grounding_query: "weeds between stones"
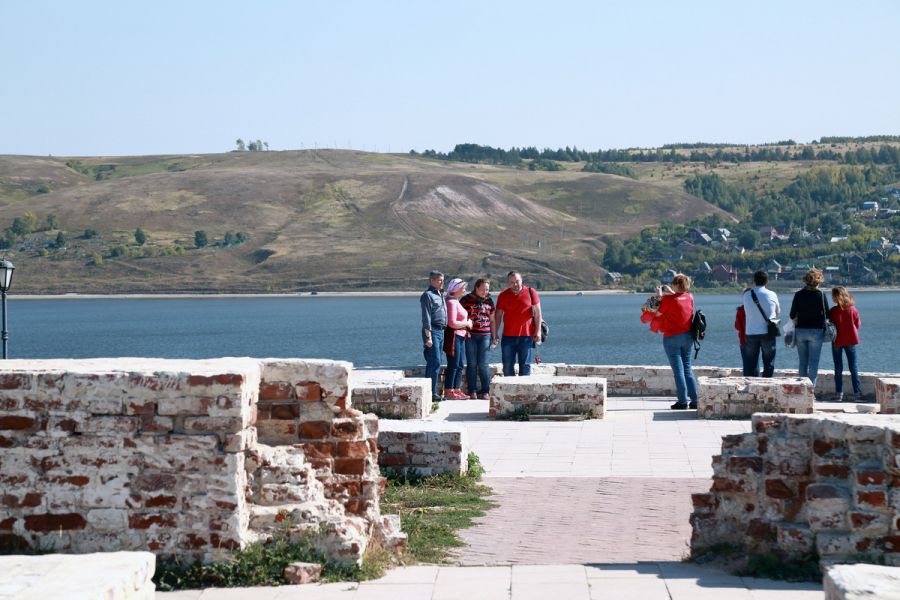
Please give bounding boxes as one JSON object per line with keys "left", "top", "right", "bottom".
{"left": 691, "top": 543, "right": 822, "bottom": 582}
{"left": 381, "top": 453, "right": 495, "bottom": 564}
{"left": 154, "top": 453, "right": 492, "bottom": 589}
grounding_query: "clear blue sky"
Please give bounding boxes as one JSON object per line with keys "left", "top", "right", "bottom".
{"left": 2, "top": 0, "right": 899, "bottom": 156}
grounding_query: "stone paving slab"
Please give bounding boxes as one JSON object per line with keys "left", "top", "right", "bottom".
{"left": 447, "top": 397, "right": 751, "bottom": 478}
{"left": 159, "top": 564, "right": 823, "bottom": 599}
{"left": 456, "top": 477, "right": 709, "bottom": 564}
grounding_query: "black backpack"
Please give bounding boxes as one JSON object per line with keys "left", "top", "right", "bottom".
{"left": 529, "top": 287, "right": 549, "bottom": 343}
{"left": 690, "top": 309, "right": 707, "bottom": 359}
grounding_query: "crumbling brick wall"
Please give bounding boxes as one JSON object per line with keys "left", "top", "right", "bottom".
{"left": 691, "top": 413, "right": 900, "bottom": 567}
{"left": 0, "top": 357, "right": 390, "bottom": 564}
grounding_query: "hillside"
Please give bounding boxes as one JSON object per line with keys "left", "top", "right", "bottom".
{"left": 0, "top": 150, "right": 723, "bottom": 293}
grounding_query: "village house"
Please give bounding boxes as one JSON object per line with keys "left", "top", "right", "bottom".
{"left": 710, "top": 264, "right": 738, "bottom": 284}
{"left": 605, "top": 272, "right": 623, "bottom": 286}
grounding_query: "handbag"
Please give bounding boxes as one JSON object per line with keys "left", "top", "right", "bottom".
{"left": 750, "top": 290, "right": 780, "bottom": 339}
{"left": 821, "top": 292, "right": 837, "bottom": 343}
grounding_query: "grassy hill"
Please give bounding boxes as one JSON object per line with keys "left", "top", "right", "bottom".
{"left": 0, "top": 150, "right": 726, "bottom": 293}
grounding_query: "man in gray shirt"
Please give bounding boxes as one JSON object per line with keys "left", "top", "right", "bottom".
{"left": 420, "top": 270, "right": 447, "bottom": 401}
{"left": 742, "top": 270, "right": 781, "bottom": 377}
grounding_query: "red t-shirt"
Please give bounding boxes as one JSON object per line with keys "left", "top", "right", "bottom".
{"left": 497, "top": 287, "right": 539, "bottom": 337}
{"left": 657, "top": 292, "right": 693, "bottom": 337}
{"left": 829, "top": 305, "right": 860, "bottom": 346}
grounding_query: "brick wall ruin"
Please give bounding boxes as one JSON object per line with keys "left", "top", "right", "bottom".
{"left": 690, "top": 413, "right": 900, "bottom": 566}
{"left": 0, "top": 358, "right": 398, "bottom": 564}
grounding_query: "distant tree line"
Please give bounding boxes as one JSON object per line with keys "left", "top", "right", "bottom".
{"left": 413, "top": 140, "right": 900, "bottom": 169}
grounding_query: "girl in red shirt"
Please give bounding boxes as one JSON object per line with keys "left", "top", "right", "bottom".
{"left": 829, "top": 286, "right": 863, "bottom": 402}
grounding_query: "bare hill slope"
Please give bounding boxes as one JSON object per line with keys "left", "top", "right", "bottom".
{"left": 0, "top": 150, "right": 721, "bottom": 292}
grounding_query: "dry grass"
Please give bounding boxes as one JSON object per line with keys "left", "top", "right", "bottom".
{"left": 0, "top": 149, "right": 724, "bottom": 292}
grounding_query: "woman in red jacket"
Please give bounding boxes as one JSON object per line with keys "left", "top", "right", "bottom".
{"left": 652, "top": 274, "right": 698, "bottom": 410}
{"left": 829, "top": 286, "right": 863, "bottom": 402}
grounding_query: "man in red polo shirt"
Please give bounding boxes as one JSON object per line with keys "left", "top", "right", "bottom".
{"left": 495, "top": 271, "right": 542, "bottom": 376}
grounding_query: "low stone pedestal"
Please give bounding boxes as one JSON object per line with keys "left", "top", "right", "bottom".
{"left": 377, "top": 420, "right": 468, "bottom": 477}
{"left": 489, "top": 375, "right": 606, "bottom": 419}
{"left": 875, "top": 377, "right": 900, "bottom": 414}
{"left": 825, "top": 564, "right": 900, "bottom": 600}
{"left": 350, "top": 370, "right": 429, "bottom": 419}
{"left": 0, "top": 551, "right": 155, "bottom": 599}
{"left": 696, "top": 376, "right": 814, "bottom": 419}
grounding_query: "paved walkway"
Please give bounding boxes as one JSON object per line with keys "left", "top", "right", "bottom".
{"left": 160, "top": 564, "right": 823, "bottom": 599}
{"left": 160, "top": 397, "right": 825, "bottom": 599}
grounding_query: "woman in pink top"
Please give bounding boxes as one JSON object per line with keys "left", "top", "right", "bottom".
{"left": 443, "top": 278, "right": 473, "bottom": 400}
{"left": 829, "top": 286, "right": 864, "bottom": 402}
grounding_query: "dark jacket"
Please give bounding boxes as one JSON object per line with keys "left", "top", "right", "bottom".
{"left": 790, "top": 287, "right": 829, "bottom": 329}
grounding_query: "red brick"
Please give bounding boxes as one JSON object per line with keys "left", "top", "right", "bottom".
{"left": 765, "top": 479, "right": 794, "bottom": 499}
{"left": 712, "top": 476, "right": 743, "bottom": 493}
{"left": 0, "top": 517, "right": 16, "bottom": 530}
{"left": 126, "top": 400, "right": 157, "bottom": 415}
{"left": 857, "top": 539, "right": 872, "bottom": 552}
{"left": 302, "top": 442, "right": 335, "bottom": 458}
{"left": 129, "top": 513, "right": 177, "bottom": 529}
{"left": 145, "top": 495, "right": 178, "bottom": 508}
{"left": 691, "top": 493, "right": 717, "bottom": 510}
{"left": 24, "top": 513, "right": 86, "bottom": 532}
{"left": 755, "top": 418, "right": 781, "bottom": 433}
{"left": 815, "top": 464, "right": 850, "bottom": 479}
{"left": 857, "top": 491, "right": 886, "bottom": 507}
{"left": 878, "top": 535, "right": 900, "bottom": 552}
{"left": 299, "top": 421, "right": 330, "bottom": 439}
{"left": 271, "top": 404, "right": 299, "bottom": 420}
{"left": 295, "top": 382, "right": 322, "bottom": 401}
{"left": 2, "top": 493, "right": 41, "bottom": 508}
{"left": 813, "top": 439, "right": 840, "bottom": 456}
{"left": 259, "top": 382, "right": 294, "bottom": 401}
{"left": 0, "top": 416, "right": 36, "bottom": 430}
{"left": 851, "top": 512, "right": 880, "bottom": 528}
{"left": 379, "top": 454, "right": 407, "bottom": 466}
{"left": 331, "top": 420, "right": 361, "bottom": 440}
{"left": 856, "top": 470, "right": 890, "bottom": 486}
{"left": 209, "top": 533, "right": 240, "bottom": 550}
{"left": 0, "top": 374, "right": 30, "bottom": 390}
{"left": 0, "top": 435, "right": 15, "bottom": 448}
{"left": 188, "top": 374, "right": 244, "bottom": 386}
{"left": 337, "top": 441, "right": 370, "bottom": 459}
{"left": 334, "top": 458, "right": 366, "bottom": 475}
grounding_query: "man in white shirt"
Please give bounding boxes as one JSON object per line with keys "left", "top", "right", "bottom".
{"left": 742, "top": 270, "right": 781, "bottom": 377}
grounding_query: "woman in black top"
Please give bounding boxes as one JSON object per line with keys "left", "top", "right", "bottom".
{"left": 789, "top": 268, "right": 829, "bottom": 387}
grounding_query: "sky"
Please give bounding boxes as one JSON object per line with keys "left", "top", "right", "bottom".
{"left": 2, "top": 0, "right": 899, "bottom": 157}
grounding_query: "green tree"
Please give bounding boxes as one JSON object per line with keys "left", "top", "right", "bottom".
{"left": 55, "top": 231, "right": 66, "bottom": 247}
{"left": 194, "top": 230, "right": 208, "bottom": 248}
{"left": 223, "top": 231, "right": 237, "bottom": 246}
{"left": 10, "top": 212, "right": 39, "bottom": 236}
{"left": 134, "top": 228, "right": 147, "bottom": 246}
{"left": 83, "top": 228, "right": 98, "bottom": 239}
{"left": 235, "top": 138, "right": 246, "bottom": 151}
{"left": 89, "top": 252, "right": 103, "bottom": 266}
{"left": 47, "top": 214, "right": 60, "bottom": 230}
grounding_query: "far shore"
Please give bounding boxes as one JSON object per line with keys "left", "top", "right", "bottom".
{"left": 9, "top": 286, "right": 900, "bottom": 300}
{"left": 8, "top": 289, "right": 635, "bottom": 300}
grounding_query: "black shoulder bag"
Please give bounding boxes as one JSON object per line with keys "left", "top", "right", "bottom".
{"left": 750, "top": 290, "right": 780, "bottom": 339}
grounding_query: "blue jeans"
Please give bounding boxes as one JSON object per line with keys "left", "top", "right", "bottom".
{"left": 663, "top": 332, "right": 697, "bottom": 405}
{"left": 743, "top": 334, "right": 776, "bottom": 377}
{"left": 832, "top": 344, "right": 861, "bottom": 395}
{"left": 795, "top": 328, "right": 824, "bottom": 386}
{"left": 465, "top": 334, "right": 491, "bottom": 395}
{"left": 501, "top": 336, "right": 532, "bottom": 376}
{"left": 423, "top": 328, "right": 443, "bottom": 399}
{"left": 444, "top": 335, "right": 466, "bottom": 390}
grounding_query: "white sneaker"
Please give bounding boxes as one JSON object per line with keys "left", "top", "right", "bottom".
{"left": 833, "top": 393, "right": 843, "bottom": 402}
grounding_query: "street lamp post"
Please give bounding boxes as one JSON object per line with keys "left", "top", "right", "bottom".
{"left": 0, "top": 259, "right": 15, "bottom": 359}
